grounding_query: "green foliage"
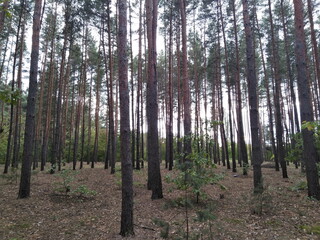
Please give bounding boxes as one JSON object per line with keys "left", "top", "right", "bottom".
{"left": 153, "top": 218, "right": 170, "bottom": 239}
{"left": 53, "top": 169, "right": 96, "bottom": 197}
{"left": 249, "top": 188, "right": 273, "bottom": 216}
{"left": 290, "top": 181, "right": 308, "bottom": 192}
{"left": 0, "top": 87, "right": 22, "bottom": 105}
{"left": 72, "top": 185, "right": 97, "bottom": 197}
{"left": 0, "top": 167, "right": 19, "bottom": 184}
{"left": 166, "top": 150, "right": 223, "bottom": 203}
{"left": 299, "top": 225, "right": 320, "bottom": 235}
{"left": 286, "top": 132, "right": 303, "bottom": 164}
{"left": 54, "top": 169, "right": 77, "bottom": 194}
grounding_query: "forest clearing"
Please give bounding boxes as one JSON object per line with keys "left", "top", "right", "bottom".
{"left": 1, "top": 162, "right": 319, "bottom": 240}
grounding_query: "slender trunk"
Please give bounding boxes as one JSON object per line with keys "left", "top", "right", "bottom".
{"left": 219, "top": 1, "right": 235, "bottom": 172}
{"left": 52, "top": 15, "right": 68, "bottom": 172}
{"left": 268, "top": 0, "right": 288, "bottom": 178}
{"left": 135, "top": 0, "right": 143, "bottom": 170}
{"left": 12, "top": 23, "right": 25, "bottom": 169}
{"left": 242, "top": 0, "right": 263, "bottom": 193}
{"left": 168, "top": 1, "right": 173, "bottom": 170}
{"left": 179, "top": 0, "right": 192, "bottom": 163}
{"left": 4, "top": 0, "right": 25, "bottom": 174}
{"left": 176, "top": 22, "right": 182, "bottom": 157}
{"left": 129, "top": 0, "right": 135, "bottom": 169}
{"left": 93, "top": 49, "right": 102, "bottom": 169}
{"left": 231, "top": 0, "right": 248, "bottom": 172}
{"left": 118, "top": 0, "right": 134, "bottom": 235}
{"left": 255, "top": 14, "right": 278, "bottom": 171}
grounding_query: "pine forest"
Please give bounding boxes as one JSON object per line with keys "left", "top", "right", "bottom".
{"left": 1, "top": 0, "right": 320, "bottom": 239}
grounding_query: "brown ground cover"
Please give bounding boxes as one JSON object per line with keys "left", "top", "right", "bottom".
{"left": 0, "top": 162, "right": 319, "bottom": 240}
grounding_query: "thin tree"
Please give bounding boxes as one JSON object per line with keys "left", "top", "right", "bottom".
{"left": 179, "top": 0, "right": 192, "bottom": 162}
{"left": 231, "top": 0, "right": 248, "bottom": 172}
{"left": 118, "top": 0, "right": 134, "bottom": 236}
{"left": 267, "top": 0, "right": 288, "bottom": 178}
{"left": 293, "top": 0, "right": 320, "bottom": 200}
{"left": 241, "top": 0, "right": 263, "bottom": 193}
{"left": 18, "top": 0, "right": 43, "bottom": 198}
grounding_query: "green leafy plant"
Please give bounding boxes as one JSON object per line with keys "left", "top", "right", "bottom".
{"left": 290, "top": 181, "right": 308, "bottom": 192}
{"left": 53, "top": 169, "right": 96, "bottom": 197}
{"left": 153, "top": 218, "right": 170, "bottom": 239}
{"left": 167, "top": 152, "right": 223, "bottom": 203}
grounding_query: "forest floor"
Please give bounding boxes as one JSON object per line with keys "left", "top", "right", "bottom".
{"left": 0, "top": 162, "right": 320, "bottom": 240}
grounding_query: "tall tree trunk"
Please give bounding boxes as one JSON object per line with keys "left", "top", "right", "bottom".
{"left": 242, "top": 0, "right": 263, "bottom": 193}
{"left": 307, "top": 0, "right": 320, "bottom": 107}
{"left": 51, "top": 12, "right": 69, "bottom": 173}
{"left": 231, "top": 0, "right": 248, "bottom": 172}
{"left": 135, "top": 0, "right": 143, "bottom": 170}
{"left": 255, "top": 13, "right": 278, "bottom": 171}
{"left": 129, "top": 0, "right": 135, "bottom": 169}
{"left": 33, "top": 40, "right": 48, "bottom": 169}
{"left": 176, "top": 22, "right": 182, "bottom": 157}
{"left": 18, "top": 0, "right": 42, "bottom": 198}
{"left": 179, "top": 0, "right": 192, "bottom": 163}
{"left": 118, "top": 0, "right": 134, "bottom": 235}
{"left": 146, "top": 0, "right": 163, "bottom": 199}
{"left": 293, "top": 0, "right": 320, "bottom": 200}
{"left": 219, "top": 0, "right": 235, "bottom": 172}
{"left": 268, "top": 0, "right": 288, "bottom": 178}
{"left": 93, "top": 50, "right": 102, "bottom": 169}
{"left": 106, "top": 0, "right": 116, "bottom": 173}
{"left": 168, "top": 0, "right": 173, "bottom": 171}
{"left": 4, "top": 0, "right": 25, "bottom": 174}
{"left": 12, "top": 22, "right": 25, "bottom": 169}
{"left": 87, "top": 74, "right": 92, "bottom": 165}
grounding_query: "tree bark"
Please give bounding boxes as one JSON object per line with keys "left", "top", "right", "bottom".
{"left": 241, "top": 0, "right": 263, "bottom": 193}
{"left": 146, "top": 0, "right": 163, "bottom": 199}
{"left": 118, "top": 0, "right": 134, "bottom": 236}
{"left": 268, "top": 0, "right": 288, "bottom": 178}
{"left": 293, "top": 0, "right": 320, "bottom": 200}
{"left": 18, "top": 0, "right": 42, "bottom": 198}
{"left": 179, "top": 0, "right": 192, "bottom": 163}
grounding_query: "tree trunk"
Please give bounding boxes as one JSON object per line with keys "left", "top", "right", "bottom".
{"left": 136, "top": 0, "right": 143, "bottom": 170}
{"left": 219, "top": 0, "right": 236, "bottom": 172}
{"left": 146, "top": 0, "right": 163, "bottom": 199}
{"left": 268, "top": 0, "right": 288, "bottom": 178}
{"left": 242, "top": 0, "right": 263, "bottom": 193}
{"left": 4, "top": 0, "right": 25, "bottom": 174}
{"left": 179, "top": 0, "right": 192, "bottom": 163}
{"left": 231, "top": 0, "right": 248, "bottom": 172}
{"left": 118, "top": 0, "right": 134, "bottom": 235}
{"left": 293, "top": 0, "right": 320, "bottom": 200}
{"left": 18, "top": 0, "right": 42, "bottom": 198}
{"left": 93, "top": 50, "right": 102, "bottom": 169}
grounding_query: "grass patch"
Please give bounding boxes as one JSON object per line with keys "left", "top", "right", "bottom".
{"left": 300, "top": 225, "right": 320, "bottom": 235}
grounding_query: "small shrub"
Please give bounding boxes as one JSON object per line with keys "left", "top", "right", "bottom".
{"left": 290, "top": 181, "right": 308, "bottom": 192}
{"left": 153, "top": 218, "right": 170, "bottom": 239}
{"left": 53, "top": 169, "right": 96, "bottom": 197}
{"left": 249, "top": 188, "right": 273, "bottom": 216}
